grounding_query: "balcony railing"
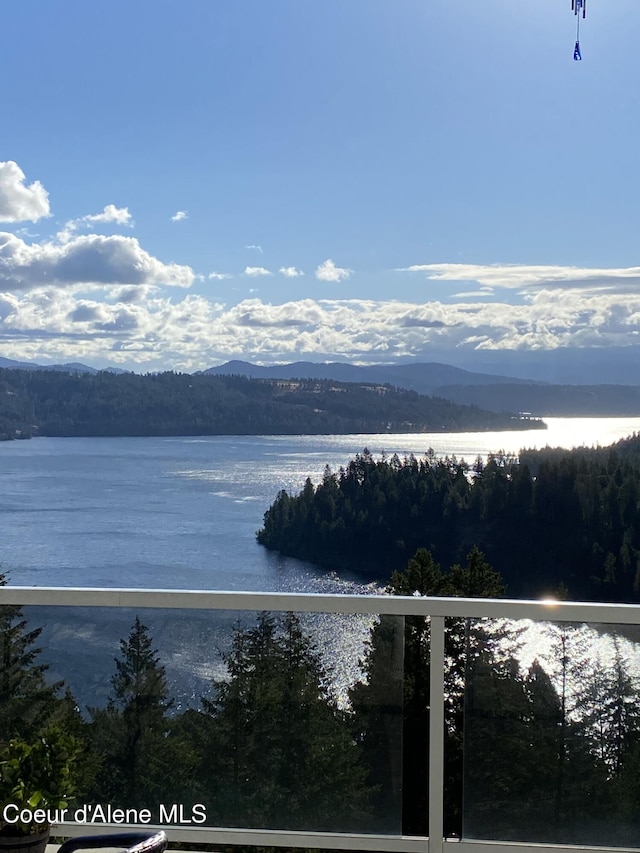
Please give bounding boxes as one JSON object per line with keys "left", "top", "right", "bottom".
{"left": 2, "top": 586, "right": 640, "bottom": 853}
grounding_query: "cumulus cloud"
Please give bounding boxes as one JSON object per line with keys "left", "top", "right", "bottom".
{"left": 0, "top": 288, "right": 220, "bottom": 348}
{"left": 58, "top": 205, "right": 135, "bottom": 243}
{"left": 0, "top": 161, "right": 50, "bottom": 223}
{"left": 280, "top": 266, "right": 304, "bottom": 277}
{"left": 83, "top": 205, "right": 133, "bottom": 227}
{"left": 404, "top": 262, "right": 640, "bottom": 293}
{"left": 171, "top": 210, "right": 188, "bottom": 222}
{"left": 69, "top": 303, "right": 106, "bottom": 323}
{"left": 244, "top": 266, "right": 272, "bottom": 277}
{"left": 108, "top": 285, "right": 155, "bottom": 304}
{"left": 245, "top": 244, "right": 263, "bottom": 253}
{"left": 0, "top": 231, "right": 194, "bottom": 291}
{"left": 3, "top": 250, "right": 640, "bottom": 369}
{"left": 208, "top": 271, "right": 233, "bottom": 280}
{"left": 206, "top": 291, "right": 640, "bottom": 360}
{"left": 233, "top": 298, "right": 325, "bottom": 328}
{"left": 315, "top": 259, "right": 351, "bottom": 282}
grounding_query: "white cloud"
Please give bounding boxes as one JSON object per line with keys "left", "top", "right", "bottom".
{"left": 171, "top": 210, "right": 188, "bottom": 222}
{"left": 0, "top": 289, "right": 223, "bottom": 368}
{"left": 315, "top": 258, "right": 352, "bottom": 282}
{"left": 0, "top": 230, "right": 194, "bottom": 291}
{"left": 453, "top": 290, "right": 494, "bottom": 298}
{"left": 83, "top": 204, "right": 133, "bottom": 227}
{"left": 280, "top": 266, "right": 304, "bottom": 277}
{"left": 244, "top": 266, "right": 272, "bottom": 277}
{"left": 4, "top": 258, "right": 640, "bottom": 370}
{"left": 208, "top": 271, "right": 233, "bottom": 280}
{"left": 108, "top": 285, "right": 155, "bottom": 304}
{"left": 404, "top": 262, "right": 640, "bottom": 292}
{"left": 231, "top": 298, "right": 326, "bottom": 329}
{"left": 58, "top": 205, "right": 135, "bottom": 243}
{"left": 0, "top": 161, "right": 50, "bottom": 223}
{"left": 245, "top": 244, "right": 263, "bottom": 253}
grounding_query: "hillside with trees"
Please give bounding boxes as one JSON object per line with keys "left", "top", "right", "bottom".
{"left": 205, "top": 359, "right": 640, "bottom": 416}
{"left": 258, "top": 434, "right": 640, "bottom": 601}
{"left": 0, "top": 367, "right": 543, "bottom": 439}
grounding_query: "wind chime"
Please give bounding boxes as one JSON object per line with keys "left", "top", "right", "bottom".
{"left": 572, "top": 0, "right": 586, "bottom": 60}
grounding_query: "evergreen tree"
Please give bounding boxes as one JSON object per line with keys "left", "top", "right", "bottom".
{"left": 198, "top": 612, "right": 371, "bottom": 832}
{"left": 569, "top": 638, "right": 640, "bottom": 840}
{"left": 388, "top": 549, "right": 444, "bottom": 835}
{"left": 349, "top": 614, "right": 404, "bottom": 831}
{"left": 0, "top": 574, "right": 95, "bottom": 804}
{"left": 575, "top": 640, "right": 640, "bottom": 776}
{"left": 463, "top": 648, "right": 533, "bottom": 838}
{"left": 464, "top": 653, "right": 574, "bottom": 841}
{"left": 88, "top": 617, "right": 173, "bottom": 808}
{"left": 352, "top": 547, "right": 506, "bottom": 836}
{"left": 610, "top": 666, "right": 640, "bottom": 837}
{"left": 0, "top": 573, "right": 65, "bottom": 741}
{"left": 524, "top": 624, "right": 614, "bottom": 840}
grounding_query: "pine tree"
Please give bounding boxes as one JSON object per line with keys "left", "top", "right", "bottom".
{"left": 463, "top": 648, "right": 534, "bottom": 839}
{"left": 200, "top": 612, "right": 371, "bottom": 832}
{"left": 352, "top": 547, "right": 507, "bottom": 836}
{"left": 527, "top": 623, "right": 613, "bottom": 840}
{"left": 0, "top": 573, "right": 64, "bottom": 741}
{"left": 88, "top": 617, "right": 172, "bottom": 808}
{"left": 577, "top": 638, "right": 640, "bottom": 777}
{"left": 349, "top": 614, "right": 404, "bottom": 831}
{"left": 389, "top": 549, "right": 445, "bottom": 835}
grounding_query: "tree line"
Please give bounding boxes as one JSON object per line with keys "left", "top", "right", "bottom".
{"left": 0, "top": 368, "right": 543, "bottom": 439}
{"left": 258, "top": 435, "right": 640, "bottom": 601}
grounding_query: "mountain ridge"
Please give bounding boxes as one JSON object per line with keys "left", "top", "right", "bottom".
{"left": 202, "top": 360, "right": 640, "bottom": 417}
{"left": 201, "top": 359, "right": 540, "bottom": 394}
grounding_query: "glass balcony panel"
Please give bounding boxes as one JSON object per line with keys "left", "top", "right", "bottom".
{"left": 462, "top": 618, "right": 640, "bottom": 847}
{"left": 1, "top": 602, "right": 403, "bottom": 836}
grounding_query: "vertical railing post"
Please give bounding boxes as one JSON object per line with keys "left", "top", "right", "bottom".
{"left": 429, "top": 615, "right": 445, "bottom": 853}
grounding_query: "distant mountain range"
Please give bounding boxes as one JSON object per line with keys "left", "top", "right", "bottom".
{"left": 3, "top": 355, "right": 640, "bottom": 416}
{"left": 201, "top": 359, "right": 540, "bottom": 394}
{"left": 438, "top": 346, "right": 640, "bottom": 387}
{"left": 203, "top": 360, "right": 640, "bottom": 417}
{"left": 0, "top": 356, "right": 127, "bottom": 374}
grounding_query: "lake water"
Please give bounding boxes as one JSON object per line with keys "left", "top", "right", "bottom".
{"left": 2, "top": 417, "right": 640, "bottom": 708}
{"left": 2, "top": 416, "right": 640, "bottom": 591}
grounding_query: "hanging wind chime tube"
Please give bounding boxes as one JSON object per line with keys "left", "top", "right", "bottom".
{"left": 572, "top": 0, "right": 586, "bottom": 60}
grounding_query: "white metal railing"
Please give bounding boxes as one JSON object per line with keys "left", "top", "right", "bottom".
{"left": 3, "top": 586, "right": 640, "bottom": 853}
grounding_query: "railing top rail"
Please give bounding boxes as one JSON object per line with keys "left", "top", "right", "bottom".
{"left": 2, "top": 585, "right": 640, "bottom": 625}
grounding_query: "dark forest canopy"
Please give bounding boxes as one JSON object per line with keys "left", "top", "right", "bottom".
{"left": 257, "top": 434, "right": 640, "bottom": 602}
{"left": 0, "top": 368, "right": 544, "bottom": 440}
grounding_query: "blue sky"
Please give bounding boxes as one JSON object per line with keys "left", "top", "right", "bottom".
{"left": 1, "top": 0, "right": 640, "bottom": 371}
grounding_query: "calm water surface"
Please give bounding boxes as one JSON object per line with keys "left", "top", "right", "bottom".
{"left": 1, "top": 417, "right": 639, "bottom": 591}
{"left": 2, "top": 419, "right": 640, "bottom": 707}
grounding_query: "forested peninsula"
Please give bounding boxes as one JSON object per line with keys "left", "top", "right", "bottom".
{"left": 257, "top": 433, "right": 640, "bottom": 601}
{"left": 0, "top": 368, "right": 543, "bottom": 439}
